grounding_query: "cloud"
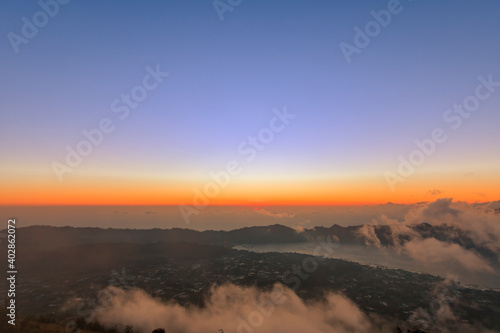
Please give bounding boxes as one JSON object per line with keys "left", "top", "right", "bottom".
{"left": 93, "top": 284, "right": 375, "bottom": 333}
{"left": 254, "top": 209, "right": 295, "bottom": 219}
{"left": 357, "top": 198, "right": 500, "bottom": 274}
{"left": 357, "top": 224, "right": 382, "bottom": 248}
{"left": 415, "top": 198, "right": 460, "bottom": 220}
{"left": 427, "top": 189, "right": 442, "bottom": 195}
{"left": 403, "top": 238, "right": 495, "bottom": 273}
{"left": 294, "top": 225, "right": 305, "bottom": 233}
{"left": 293, "top": 219, "right": 312, "bottom": 233}
{"left": 408, "top": 199, "right": 500, "bottom": 255}
{"left": 409, "top": 277, "right": 460, "bottom": 330}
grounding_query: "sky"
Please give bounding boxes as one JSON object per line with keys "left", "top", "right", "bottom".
{"left": 1, "top": 0, "right": 499, "bottom": 206}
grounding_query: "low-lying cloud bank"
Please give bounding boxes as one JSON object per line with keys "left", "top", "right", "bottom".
{"left": 93, "top": 284, "right": 376, "bottom": 333}
{"left": 91, "top": 282, "right": 497, "bottom": 333}
{"left": 254, "top": 208, "right": 296, "bottom": 219}
{"left": 357, "top": 198, "right": 500, "bottom": 273}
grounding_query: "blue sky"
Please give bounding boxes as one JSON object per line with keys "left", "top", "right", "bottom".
{"left": 1, "top": 0, "right": 499, "bottom": 205}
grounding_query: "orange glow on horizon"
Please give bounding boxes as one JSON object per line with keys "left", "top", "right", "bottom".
{"left": 2, "top": 168, "right": 498, "bottom": 206}
{"left": 1, "top": 183, "right": 498, "bottom": 206}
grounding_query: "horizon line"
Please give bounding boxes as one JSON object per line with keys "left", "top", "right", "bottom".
{"left": 1, "top": 198, "right": 497, "bottom": 207}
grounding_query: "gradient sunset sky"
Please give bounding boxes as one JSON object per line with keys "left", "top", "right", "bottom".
{"left": 1, "top": 0, "right": 499, "bottom": 206}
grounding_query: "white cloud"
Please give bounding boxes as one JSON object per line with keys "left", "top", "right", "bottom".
{"left": 94, "top": 284, "right": 374, "bottom": 333}
{"left": 254, "top": 209, "right": 295, "bottom": 219}
{"left": 357, "top": 199, "right": 500, "bottom": 274}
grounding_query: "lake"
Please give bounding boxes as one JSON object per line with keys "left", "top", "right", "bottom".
{"left": 234, "top": 242, "right": 500, "bottom": 290}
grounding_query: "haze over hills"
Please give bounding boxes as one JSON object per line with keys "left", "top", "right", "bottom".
{"left": 5, "top": 199, "right": 498, "bottom": 290}
{"left": 8, "top": 221, "right": 497, "bottom": 265}
{"left": 2, "top": 225, "right": 500, "bottom": 332}
{"left": 2, "top": 199, "right": 499, "bottom": 332}
{"left": 0, "top": 222, "right": 455, "bottom": 246}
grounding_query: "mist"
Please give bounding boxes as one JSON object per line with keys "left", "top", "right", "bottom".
{"left": 357, "top": 198, "right": 500, "bottom": 275}
{"left": 93, "top": 283, "right": 378, "bottom": 333}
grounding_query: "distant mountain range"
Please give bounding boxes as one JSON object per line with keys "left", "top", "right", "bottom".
{"left": 4, "top": 223, "right": 496, "bottom": 265}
